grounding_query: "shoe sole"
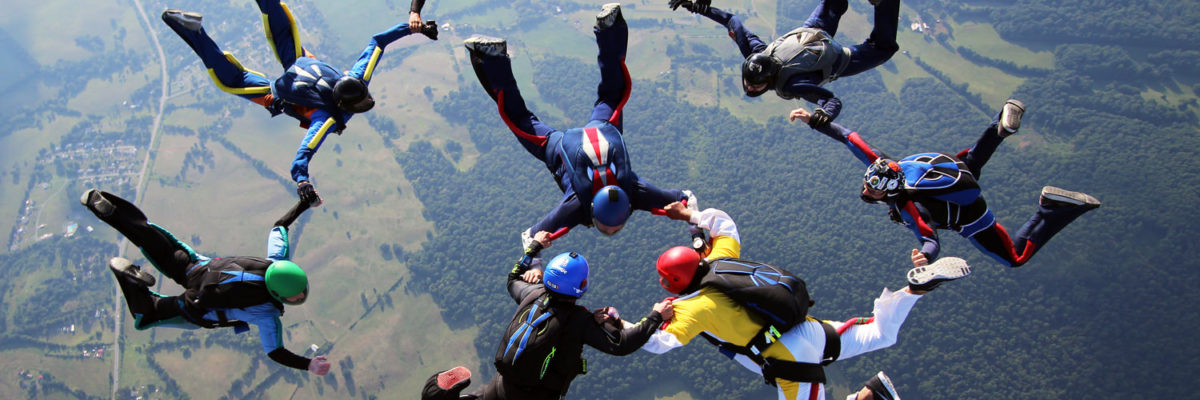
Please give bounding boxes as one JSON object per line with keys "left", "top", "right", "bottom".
{"left": 1000, "top": 99, "right": 1025, "bottom": 133}
{"left": 874, "top": 371, "right": 901, "bottom": 400}
{"left": 463, "top": 35, "right": 506, "bottom": 57}
{"left": 597, "top": 3, "right": 622, "bottom": 28}
{"left": 437, "top": 366, "right": 471, "bottom": 390}
{"left": 162, "top": 10, "right": 203, "bottom": 31}
{"left": 109, "top": 257, "right": 156, "bottom": 287}
{"left": 1041, "top": 186, "right": 1101, "bottom": 208}
{"left": 81, "top": 189, "right": 116, "bottom": 217}
{"left": 907, "top": 257, "right": 970, "bottom": 286}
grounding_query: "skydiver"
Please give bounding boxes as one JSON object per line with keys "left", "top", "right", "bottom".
{"left": 80, "top": 189, "right": 331, "bottom": 375}
{"left": 462, "top": 3, "right": 697, "bottom": 251}
{"left": 419, "top": 229, "right": 674, "bottom": 400}
{"left": 644, "top": 201, "right": 970, "bottom": 400}
{"left": 160, "top": 0, "right": 439, "bottom": 207}
{"left": 669, "top": 0, "right": 901, "bottom": 128}
{"left": 791, "top": 100, "right": 1101, "bottom": 267}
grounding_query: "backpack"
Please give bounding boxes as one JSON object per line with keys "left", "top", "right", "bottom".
{"left": 494, "top": 293, "right": 586, "bottom": 390}
{"left": 697, "top": 258, "right": 834, "bottom": 385}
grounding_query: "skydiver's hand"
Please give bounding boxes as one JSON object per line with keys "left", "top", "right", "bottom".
{"left": 663, "top": 201, "right": 694, "bottom": 222}
{"left": 409, "top": 12, "right": 423, "bottom": 33}
{"left": 910, "top": 249, "right": 929, "bottom": 268}
{"left": 668, "top": 0, "right": 690, "bottom": 11}
{"left": 808, "top": 108, "right": 833, "bottom": 128}
{"left": 521, "top": 268, "right": 543, "bottom": 284}
{"left": 532, "top": 230, "right": 553, "bottom": 249}
{"left": 692, "top": 0, "right": 711, "bottom": 13}
{"left": 653, "top": 299, "right": 675, "bottom": 321}
{"left": 297, "top": 181, "right": 323, "bottom": 207}
{"left": 308, "top": 356, "right": 331, "bottom": 376}
{"left": 593, "top": 306, "right": 620, "bottom": 325}
{"left": 788, "top": 107, "right": 811, "bottom": 123}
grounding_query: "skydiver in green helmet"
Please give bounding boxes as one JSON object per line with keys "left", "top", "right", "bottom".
{"left": 80, "top": 189, "right": 330, "bottom": 375}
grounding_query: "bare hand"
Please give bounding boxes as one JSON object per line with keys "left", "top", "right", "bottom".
{"left": 653, "top": 299, "right": 674, "bottom": 321}
{"left": 308, "top": 355, "right": 331, "bottom": 376}
{"left": 663, "top": 201, "right": 693, "bottom": 222}
{"left": 521, "top": 268, "right": 543, "bottom": 284}
{"left": 788, "top": 108, "right": 811, "bottom": 123}
{"left": 532, "top": 230, "right": 553, "bottom": 249}
{"left": 910, "top": 249, "right": 928, "bottom": 268}
{"left": 593, "top": 306, "right": 619, "bottom": 325}
{"left": 409, "top": 12, "right": 422, "bottom": 33}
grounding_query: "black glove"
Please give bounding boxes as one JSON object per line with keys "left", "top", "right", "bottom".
{"left": 668, "top": 0, "right": 694, "bottom": 12}
{"left": 692, "top": 0, "right": 711, "bottom": 13}
{"left": 296, "top": 181, "right": 323, "bottom": 207}
{"left": 808, "top": 108, "right": 833, "bottom": 128}
{"left": 421, "top": 20, "right": 438, "bottom": 40}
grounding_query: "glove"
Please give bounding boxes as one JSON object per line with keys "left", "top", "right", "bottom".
{"left": 420, "top": 21, "right": 438, "bottom": 40}
{"left": 668, "top": 0, "right": 688, "bottom": 11}
{"left": 296, "top": 181, "right": 323, "bottom": 207}
{"left": 692, "top": 0, "right": 711, "bottom": 13}
{"left": 808, "top": 108, "right": 832, "bottom": 128}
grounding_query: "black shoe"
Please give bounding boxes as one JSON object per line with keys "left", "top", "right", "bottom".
{"left": 421, "top": 21, "right": 439, "bottom": 40}
{"left": 596, "top": 3, "right": 623, "bottom": 30}
{"left": 863, "top": 371, "right": 900, "bottom": 400}
{"left": 999, "top": 99, "right": 1025, "bottom": 137}
{"left": 109, "top": 257, "right": 156, "bottom": 287}
{"left": 907, "top": 257, "right": 970, "bottom": 292}
{"left": 1039, "top": 186, "right": 1101, "bottom": 210}
{"left": 162, "top": 9, "right": 204, "bottom": 33}
{"left": 80, "top": 189, "right": 115, "bottom": 217}
{"left": 463, "top": 35, "right": 507, "bottom": 58}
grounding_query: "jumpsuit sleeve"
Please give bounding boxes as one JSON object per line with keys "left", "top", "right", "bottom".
{"left": 347, "top": 22, "right": 416, "bottom": 85}
{"left": 779, "top": 81, "right": 842, "bottom": 121}
{"left": 506, "top": 256, "right": 542, "bottom": 304}
{"left": 291, "top": 109, "right": 338, "bottom": 183}
{"left": 266, "top": 226, "right": 291, "bottom": 261}
{"left": 896, "top": 201, "right": 941, "bottom": 260}
{"left": 691, "top": 208, "right": 742, "bottom": 260}
{"left": 528, "top": 193, "right": 588, "bottom": 237}
{"left": 701, "top": 7, "right": 767, "bottom": 57}
{"left": 235, "top": 305, "right": 312, "bottom": 370}
{"left": 581, "top": 309, "right": 666, "bottom": 356}
{"left": 410, "top": 0, "right": 426, "bottom": 13}
{"left": 814, "top": 122, "right": 889, "bottom": 166}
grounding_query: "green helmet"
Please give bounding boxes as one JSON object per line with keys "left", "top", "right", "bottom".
{"left": 265, "top": 261, "right": 309, "bottom": 305}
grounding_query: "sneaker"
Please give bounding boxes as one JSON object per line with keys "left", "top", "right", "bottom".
{"left": 436, "top": 366, "right": 471, "bottom": 390}
{"left": 420, "top": 21, "right": 439, "bottom": 40}
{"left": 1039, "top": 186, "right": 1101, "bottom": 210}
{"left": 863, "top": 371, "right": 900, "bottom": 400}
{"left": 868, "top": 0, "right": 884, "bottom": 6}
{"left": 682, "top": 190, "right": 699, "bottom": 212}
{"left": 162, "top": 9, "right": 204, "bottom": 33}
{"left": 109, "top": 257, "right": 156, "bottom": 287}
{"left": 907, "top": 256, "right": 970, "bottom": 292}
{"left": 463, "top": 35, "right": 507, "bottom": 58}
{"left": 999, "top": 99, "right": 1025, "bottom": 137}
{"left": 80, "top": 189, "right": 115, "bottom": 217}
{"left": 596, "top": 3, "right": 623, "bottom": 30}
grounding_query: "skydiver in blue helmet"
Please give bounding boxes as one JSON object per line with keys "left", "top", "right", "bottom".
{"left": 461, "top": 3, "right": 698, "bottom": 251}
{"left": 160, "top": 0, "right": 438, "bottom": 207}
{"left": 79, "top": 189, "right": 330, "bottom": 375}
{"left": 669, "top": 0, "right": 901, "bottom": 128}
{"left": 790, "top": 99, "right": 1101, "bottom": 268}
{"left": 420, "top": 230, "right": 674, "bottom": 400}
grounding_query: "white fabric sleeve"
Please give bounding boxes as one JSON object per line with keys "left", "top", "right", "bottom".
{"left": 837, "top": 288, "right": 922, "bottom": 361}
{"left": 640, "top": 329, "right": 685, "bottom": 354}
{"left": 689, "top": 208, "right": 740, "bottom": 243}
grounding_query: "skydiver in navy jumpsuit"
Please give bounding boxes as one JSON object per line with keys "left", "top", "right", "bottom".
{"left": 161, "top": 0, "right": 437, "bottom": 206}
{"left": 462, "top": 4, "right": 693, "bottom": 249}
{"left": 792, "top": 100, "right": 1101, "bottom": 268}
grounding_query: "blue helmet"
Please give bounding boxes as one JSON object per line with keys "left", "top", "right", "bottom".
{"left": 543, "top": 252, "right": 589, "bottom": 298}
{"left": 591, "top": 185, "right": 630, "bottom": 236}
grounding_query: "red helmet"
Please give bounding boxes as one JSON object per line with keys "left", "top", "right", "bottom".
{"left": 657, "top": 246, "right": 702, "bottom": 294}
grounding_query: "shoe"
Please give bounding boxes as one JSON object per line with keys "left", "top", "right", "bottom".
{"left": 162, "top": 9, "right": 204, "bottom": 33}
{"left": 463, "top": 35, "right": 507, "bottom": 58}
{"left": 907, "top": 256, "right": 970, "bottom": 292}
{"left": 436, "top": 366, "right": 471, "bottom": 391}
{"left": 1039, "top": 186, "right": 1101, "bottom": 210}
{"left": 863, "top": 371, "right": 900, "bottom": 400}
{"left": 596, "top": 3, "right": 623, "bottom": 30}
{"left": 868, "top": 0, "right": 884, "bottom": 6}
{"left": 81, "top": 189, "right": 115, "bottom": 217}
{"left": 682, "top": 190, "right": 699, "bottom": 212}
{"left": 999, "top": 99, "right": 1025, "bottom": 137}
{"left": 109, "top": 257, "right": 156, "bottom": 287}
{"left": 421, "top": 21, "right": 438, "bottom": 40}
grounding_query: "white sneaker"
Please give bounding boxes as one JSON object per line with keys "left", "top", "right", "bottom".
{"left": 463, "top": 35, "right": 507, "bottom": 58}
{"left": 907, "top": 257, "right": 970, "bottom": 292}
{"left": 864, "top": 371, "right": 900, "bottom": 400}
{"left": 596, "top": 3, "right": 623, "bottom": 30}
{"left": 1039, "top": 186, "right": 1101, "bottom": 210}
{"left": 999, "top": 99, "right": 1025, "bottom": 137}
{"left": 682, "top": 190, "right": 699, "bottom": 212}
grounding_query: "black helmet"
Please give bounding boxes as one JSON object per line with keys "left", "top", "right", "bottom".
{"left": 862, "top": 158, "right": 904, "bottom": 202}
{"left": 333, "top": 76, "right": 375, "bottom": 113}
{"left": 741, "top": 53, "right": 777, "bottom": 97}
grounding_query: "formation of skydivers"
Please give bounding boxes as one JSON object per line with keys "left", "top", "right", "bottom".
{"left": 82, "top": 0, "right": 1102, "bottom": 399}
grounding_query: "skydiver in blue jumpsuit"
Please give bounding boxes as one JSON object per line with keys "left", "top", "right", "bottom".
{"left": 462, "top": 3, "right": 695, "bottom": 250}
{"left": 80, "top": 189, "right": 330, "bottom": 375}
{"left": 791, "top": 100, "right": 1101, "bottom": 268}
{"left": 670, "top": 0, "right": 901, "bottom": 128}
{"left": 161, "top": 0, "right": 438, "bottom": 206}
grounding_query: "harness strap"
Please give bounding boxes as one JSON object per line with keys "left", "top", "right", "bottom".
{"left": 701, "top": 321, "right": 841, "bottom": 386}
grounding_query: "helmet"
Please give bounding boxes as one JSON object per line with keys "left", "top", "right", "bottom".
{"left": 333, "top": 76, "right": 375, "bottom": 113}
{"left": 656, "top": 246, "right": 702, "bottom": 294}
{"left": 591, "top": 185, "right": 630, "bottom": 236}
{"left": 265, "top": 260, "right": 309, "bottom": 305}
{"left": 863, "top": 158, "right": 903, "bottom": 197}
{"left": 543, "top": 252, "right": 589, "bottom": 298}
{"left": 741, "top": 53, "right": 777, "bottom": 97}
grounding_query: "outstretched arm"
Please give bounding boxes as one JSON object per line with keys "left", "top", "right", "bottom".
{"left": 685, "top": 6, "right": 766, "bottom": 57}
{"left": 274, "top": 199, "right": 311, "bottom": 229}
{"left": 895, "top": 201, "right": 940, "bottom": 261}
{"left": 790, "top": 111, "right": 889, "bottom": 165}
{"left": 348, "top": 22, "right": 419, "bottom": 85}
{"left": 409, "top": 0, "right": 427, "bottom": 32}
{"left": 267, "top": 199, "right": 310, "bottom": 260}
{"left": 527, "top": 193, "right": 588, "bottom": 242}
{"left": 781, "top": 83, "right": 842, "bottom": 125}
{"left": 291, "top": 110, "right": 339, "bottom": 184}
{"left": 236, "top": 305, "right": 328, "bottom": 374}
{"left": 583, "top": 300, "right": 670, "bottom": 356}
